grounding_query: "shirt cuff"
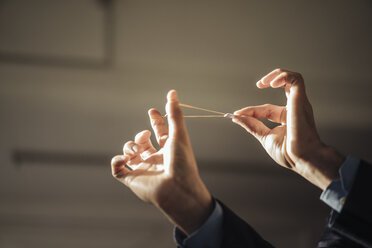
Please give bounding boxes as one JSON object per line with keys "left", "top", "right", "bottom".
{"left": 174, "top": 199, "right": 224, "bottom": 248}
{"left": 320, "top": 155, "right": 360, "bottom": 213}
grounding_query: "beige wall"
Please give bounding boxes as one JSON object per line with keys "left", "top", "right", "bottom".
{"left": 0, "top": 1, "right": 371, "bottom": 247}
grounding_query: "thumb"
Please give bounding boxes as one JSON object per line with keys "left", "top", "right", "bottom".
{"left": 286, "top": 76, "right": 317, "bottom": 137}
{"left": 164, "top": 90, "right": 195, "bottom": 174}
{"left": 165, "top": 90, "right": 188, "bottom": 142}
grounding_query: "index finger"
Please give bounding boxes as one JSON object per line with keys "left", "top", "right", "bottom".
{"left": 148, "top": 108, "right": 169, "bottom": 148}
{"left": 234, "top": 104, "right": 286, "bottom": 124}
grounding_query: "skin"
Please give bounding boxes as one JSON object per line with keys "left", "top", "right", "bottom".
{"left": 232, "top": 69, "right": 345, "bottom": 190}
{"left": 111, "top": 69, "right": 345, "bottom": 236}
{"left": 111, "top": 90, "right": 213, "bottom": 235}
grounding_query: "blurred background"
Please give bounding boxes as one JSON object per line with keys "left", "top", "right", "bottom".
{"left": 0, "top": 0, "right": 371, "bottom": 247}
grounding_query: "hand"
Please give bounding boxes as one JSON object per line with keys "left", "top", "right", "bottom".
{"left": 232, "top": 69, "right": 345, "bottom": 190}
{"left": 111, "top": 90, "right": 212, "bottom": 235}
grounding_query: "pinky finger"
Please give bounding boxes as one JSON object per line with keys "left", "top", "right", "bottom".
{"left": 111, "top": 155, "right": 131, "bottom": 179}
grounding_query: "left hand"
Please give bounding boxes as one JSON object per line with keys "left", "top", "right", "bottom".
{"left": 111, "top": 90, "right": 213, "bottom": 235}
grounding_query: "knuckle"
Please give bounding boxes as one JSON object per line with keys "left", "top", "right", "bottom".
{"left": 266, "top": 109, "right": 274, "bottom": 119}
{"left": 292, "top": 72, "right": 303, "bottom": 80}
{"left": 151, "top": 118, "right": 163, "bottom": 126}
{"left": 281, "top": 71, "right": 289, "bottom": 78}
{"left": 296, "top": 73, "right": 304, "bottom": 81}
{"left": 283, "top": 71, "right": 304, "bottom": 85}
{"left": 173, "top": 106, "right": 183, "bottom": 117}
{"left": 293, "top": 74, "right": 304, "bottom": 86}
{"left": 123, "top": 141, "right": 134, "bottom": 151}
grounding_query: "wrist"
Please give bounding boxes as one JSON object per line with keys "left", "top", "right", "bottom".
{"left": 156, "top": 178, "right": 213, "bottom": 235}
{"left": 298, "top": 144, "right": 345, "bottom": 190}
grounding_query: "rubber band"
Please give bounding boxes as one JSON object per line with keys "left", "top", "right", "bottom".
{"left": 162, "top": 103, "right": 235, "bottom": 119}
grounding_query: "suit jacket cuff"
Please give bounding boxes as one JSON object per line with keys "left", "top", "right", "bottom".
{"left": 174, "top": 199, "right": 223, "bottom": 248}
{"left": 320, "top": 155, "right": 360, "bottom": 212}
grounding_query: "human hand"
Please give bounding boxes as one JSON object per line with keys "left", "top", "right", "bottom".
{"left": 111, "top": 90, "right": 212, "bottom": 235}
{"left": 232, "top": 69, "right": 345, "bottom": 190}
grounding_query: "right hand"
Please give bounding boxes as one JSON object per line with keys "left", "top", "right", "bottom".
{"left": 232, "top": 69, "right": 345, "bottom": 190}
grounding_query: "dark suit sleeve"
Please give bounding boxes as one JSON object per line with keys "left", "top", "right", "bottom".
{"left": 215, "top": 160, "right": 372, "bottom": 248}
{"left": 216, "top": 200, "right": 275, "bottom": 248}
{"left": 317, "top": 160, "right": 372, "bottom": 248}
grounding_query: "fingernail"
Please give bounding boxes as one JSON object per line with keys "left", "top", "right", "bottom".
{"left": 167, "top": 89, "right": 178, "bottom": 102}
{"left": 224, "top": 113, "right": 235, "bottom": 119}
